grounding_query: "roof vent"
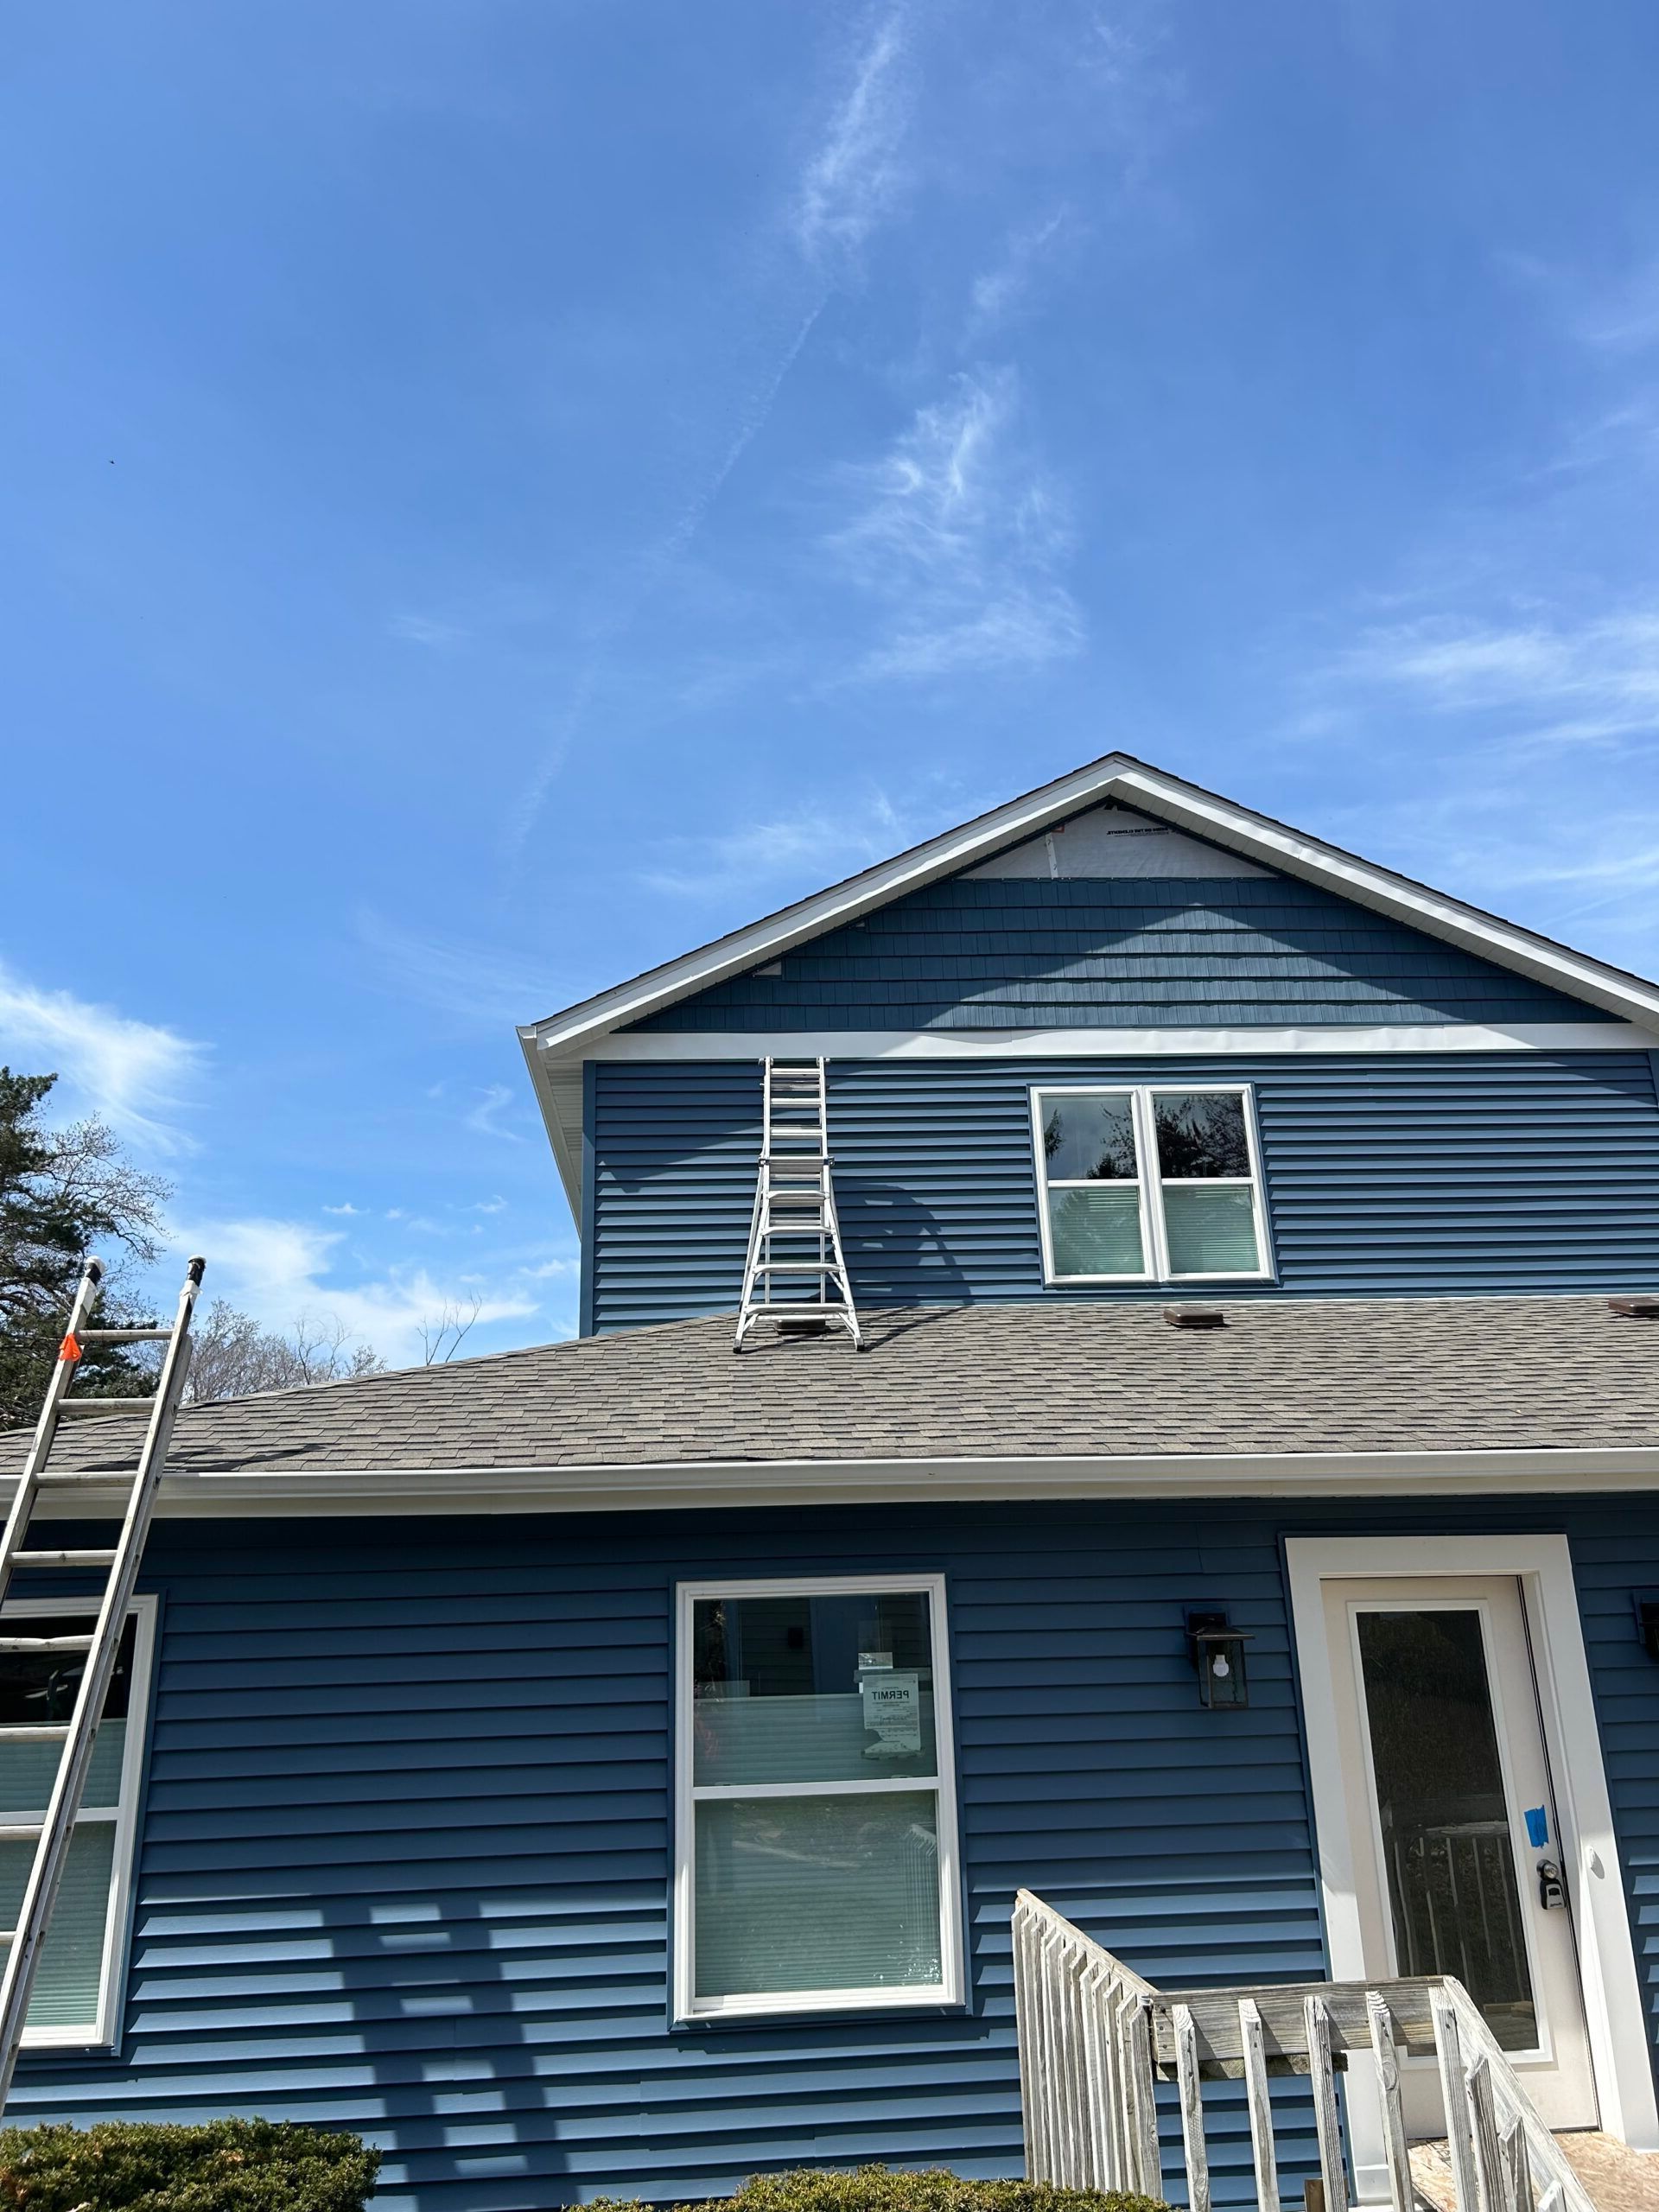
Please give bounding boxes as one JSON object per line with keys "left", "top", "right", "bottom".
{"left": 1165, "top": 1305, "right": 1226, "bottom": 1330}
{"left": 1607, "top": 1296, "right": 1659, "bottom": 1319}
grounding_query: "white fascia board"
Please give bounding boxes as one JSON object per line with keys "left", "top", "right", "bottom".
{"left": 519, "top": 755, "right": 1659, "bottom": 1056}
{"left": 22, "top": 1446, "right": 1659, "bottom": 1518}
{"left": 588, "top": 1022, "right": 1659, "bottom": 1060}
{"left": 518, "top": 1027, "right": 582, "bottom": 1220}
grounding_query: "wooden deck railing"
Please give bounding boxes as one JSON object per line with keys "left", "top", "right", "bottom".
{"left": 1010, "top": 1891, "right": 1596, "bottom": 2212}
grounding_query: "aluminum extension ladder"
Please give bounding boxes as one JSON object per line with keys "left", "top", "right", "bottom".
{"left": 0, "top": 1252, "right": 205, "bottom": 2110}
{"left": 734, "top": 1058, "right": 862, "bottom": 1351}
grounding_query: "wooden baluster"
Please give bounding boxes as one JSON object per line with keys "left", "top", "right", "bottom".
{"left": 1468, "top": 2058, "right": 1504, "bottom": 2212}
{"left": 1430, "top": 1988, "right": 1482, "bottom": 2212}
{"left": 1071, "top": 1946, "right": 1096, "bottom": 2185}
{"left": 1173, "top": 2003, "right": 1211, "bottom": 2212}
{"left": 1498, "top": 2116, "right": 1534, "bottom": 2212}
{"left": 1083, "top": 1960, "right": 1118, "bottom": 2190}
{"left": 1365, "top": 1992, "right": 1414, "bottom": 2212}
{"left": 1237, "top": 1997, "right": 1281, "bottom": 2212}
{"left": 1041, "top": 1928, "right": 1067, "bottom": 2185}
{"left": 1303, "top": 1995, "right": 1350, "bottom": 2212}
{"left": 1013, "top": 1908, "right": 1041, "bottom": 2183}
{"left": 1122, "top": 1993, "right": 1163, "bottom": 2203}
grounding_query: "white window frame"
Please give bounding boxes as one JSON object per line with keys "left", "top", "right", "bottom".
{"left": 0, "top": 1593, "right": 157, "bottom": 2050}
{"left": 1030, "top": 1084, "right": 1274, "bottom": 1285}
{"left": 673, "top": 1573, "right": 963, "bottom": 2024}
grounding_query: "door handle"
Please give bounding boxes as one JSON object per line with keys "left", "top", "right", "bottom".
{"left": 1537, "top": 1858, "right": 1567, "bottom": 1910}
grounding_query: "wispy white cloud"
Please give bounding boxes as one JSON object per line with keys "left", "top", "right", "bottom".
{"left": 1329, "top": 607, "right": 1659, "bottom": 751}
{"left": 827, "top": 366, "right": 1084, "bottom": 680}
{"left": 463, "top": 1084, "right": 524, "bottom": 1142}
{"left": 170, "top": 1215, "right": 540, "bottom": 1370}
{"left": 0, "top": 961, "right": 204, "bottom": 1154}
{"left": 321, "top": 1201, "right": 365, "bottom": 1217}
{"left": 639, "top": 791, "right": 911, "bottom": 899}
{"left": 356, "top": 907, "right": 557, "bottom": 1026}
{"left": 963, "top": 209, "right": 1071, "bottom": 343}
{"left": 389, "top": 612, "right": 469, "bottom": 649}
{"left": 793, "top": 9, "right": 912, "bottom": 270}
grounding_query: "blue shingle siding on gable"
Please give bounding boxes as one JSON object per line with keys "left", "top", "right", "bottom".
{"left": 586, "top": 1052, "right": 1659, "bottom": 1333}
{"left": 626, "top": 876, "right": 1611, "bottom": 1033}
{"left": 5, "top": 1497, "right": 1657, "bottom": 2212}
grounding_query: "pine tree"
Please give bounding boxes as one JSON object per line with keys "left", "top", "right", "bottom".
{"left": 0, "top": 1069, "right": 170, "bottom": 1431}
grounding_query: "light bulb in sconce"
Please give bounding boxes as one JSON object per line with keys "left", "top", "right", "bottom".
{"left": 1211, "top": 1654, "right": 1230, "bottom": 1680}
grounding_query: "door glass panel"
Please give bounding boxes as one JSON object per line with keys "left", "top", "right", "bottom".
{"left": 1356, "top": 1608, "right": 1537, "bottom": 2050}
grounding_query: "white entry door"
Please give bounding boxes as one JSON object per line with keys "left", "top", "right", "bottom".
{"left": 1321, "top": 1574, "right": 1598, "bottom": 2133}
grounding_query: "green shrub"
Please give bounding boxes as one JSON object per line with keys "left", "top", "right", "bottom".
{"left": 593, "top": 2166, "right": 1169, "bottom": 2212}
{"left": 0, "top": 2119, "right": 380, "bottom": 2212}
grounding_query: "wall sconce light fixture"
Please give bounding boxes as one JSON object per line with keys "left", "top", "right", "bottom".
{"left": 1635, "top": 1594, "right": 1659, "bottom": 1664}
{"left": 1186, "top": 1607, "right": 1253, "bottom": 1709}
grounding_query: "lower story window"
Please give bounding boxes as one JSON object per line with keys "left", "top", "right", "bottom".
{"left": 675, "top": 1575, "right": 963, "bottom": 2020}
{"left": 0, "top": 1599, "right": 156, "bottom": 2047}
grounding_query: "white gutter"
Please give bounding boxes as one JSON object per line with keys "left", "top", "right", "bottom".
{"left": 15, "top": 1446, "right": 1659, "bottom": 1516}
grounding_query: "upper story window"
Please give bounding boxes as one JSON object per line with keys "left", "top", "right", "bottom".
{"left": 1033, "top": 1086, "right": 1272, "bottom": 1283}
{"left": 674, "top": 1575, "right": 963, "bottom": 2022}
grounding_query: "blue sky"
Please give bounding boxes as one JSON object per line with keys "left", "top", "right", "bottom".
{"left": 3, "top": 1, "right": 1659, "bottom": 1363}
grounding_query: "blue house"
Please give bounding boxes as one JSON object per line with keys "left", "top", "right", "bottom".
{"left": 3, "top": 752, "right": 1659, "bottom": 2209}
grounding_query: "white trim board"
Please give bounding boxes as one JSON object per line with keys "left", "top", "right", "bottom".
{"left": 1286, "top": 1535, "right": 1659, "bottom": 2162}
{"left": 519, "top": 755, "right": 1659, "bottom": 1060}
{"left": 14, "top": 1446, "right": 1659, "bottom": 1517}
{"left": 587, "top": 1021, "right": 1656, "bottom": 1060}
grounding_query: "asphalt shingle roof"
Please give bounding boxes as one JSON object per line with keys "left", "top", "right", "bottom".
{"left": 2, "top": 1295, "right": 1656, "bottom": 1477}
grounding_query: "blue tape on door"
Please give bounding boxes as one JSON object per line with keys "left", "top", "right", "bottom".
{"left": 1525, "top": 1806, "right": 1549, "bottom": 1847}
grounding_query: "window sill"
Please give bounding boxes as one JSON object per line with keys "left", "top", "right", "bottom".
{"left": 675, "top": 1987, "right": 967, "bottom": 2032}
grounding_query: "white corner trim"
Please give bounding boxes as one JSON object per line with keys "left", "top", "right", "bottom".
{"left": 519, "top": 755, "right": 1659, "bottom": 1054}
{"left": 583, "top": 1022, "right": 1657, "bottom": 1061}
{"left": 1286, "top": 1535, "right": 1659, "bottom": 2153}
{"left": 12, "top": 1445, "right": 1659, "bottom": 1519}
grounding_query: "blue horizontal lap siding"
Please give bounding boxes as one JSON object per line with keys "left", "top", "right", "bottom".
{"left": 625, "top": 876, "right": 1610, "bottom": 1032}
{"left": 6, "top": 1497, "right": 1658, "bottom": 2210}
{"left": 587, "top": 1052, "right": 1659, "bottom": 1331}
{"left": 4, "top": 1503, "right": 1328, "bottom": 2212}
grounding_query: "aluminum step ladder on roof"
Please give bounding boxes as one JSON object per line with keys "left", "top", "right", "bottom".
{"left": 0, "top": 1252, "right": 205, "bottom": 2112}
{"left": 734, "top": 1058, "right": 862, "bottom": 1352}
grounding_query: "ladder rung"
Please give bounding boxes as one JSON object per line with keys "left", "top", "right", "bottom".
{"left": 0, "top": 1929, "right": 16, "bottom": 1943}
{"left": 752, "top": 1292, "right": 858, "bottom": 1309}
{"left": 0, "top": 1635, "right": 96, "bottom": 1652}
{"left": 57, "top": 1396, "right": 157, "bottom": 1416}
{"left": 34, "top": 1474, "right": 129, "bottom": 1487}
{"left": 12, "top": 1548, "right": 118, "bottom": 1566}
{"left": 0, "top": 1827, "right": 45, "bottom": 1844}
{"left": 0, "top": 1726, "right": 71, "bottom": 1742}
{"left": 753, "top": 1262, "right": 846, "bottom": 1274}
{"left": 78, "top": 1327, "right": 171, "bottom": 1344}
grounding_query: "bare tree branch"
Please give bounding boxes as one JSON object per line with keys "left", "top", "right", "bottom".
{"left": 417, "top": 1296, "right": 484, "bottom": 1366}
